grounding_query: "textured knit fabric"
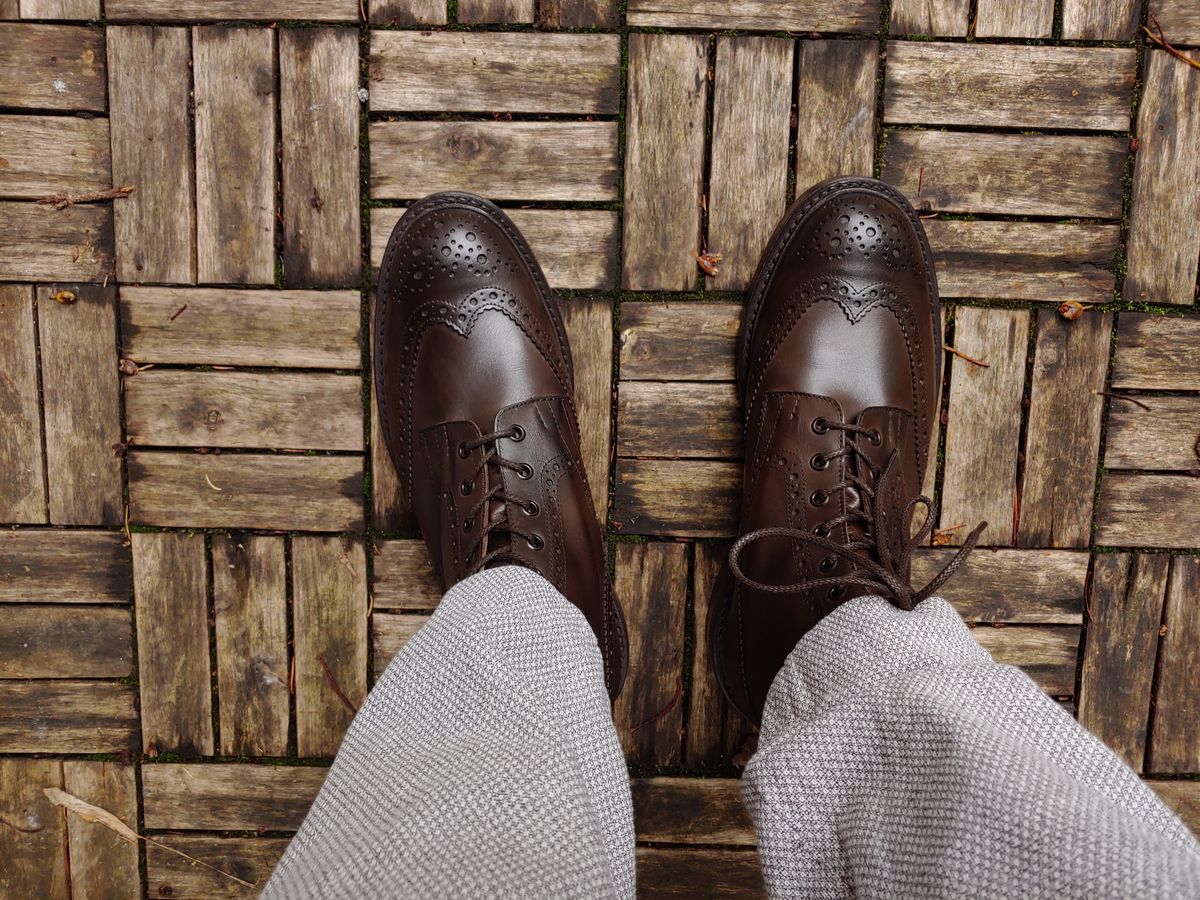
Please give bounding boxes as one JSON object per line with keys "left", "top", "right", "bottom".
{"left": 744, "top": 594, "right": 1200, "bottom": 899}
{"left": 263, "top": 566, "right": 634, "bottom": 900}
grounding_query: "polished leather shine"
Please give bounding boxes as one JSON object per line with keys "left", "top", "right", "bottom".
{"left": 713, "top": 177, "right": 943, "bottom": 724}
{"left": 375, "top": 192, "right": 628, "bottom": 698}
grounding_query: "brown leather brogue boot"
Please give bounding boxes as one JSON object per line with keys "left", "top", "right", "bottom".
{"left": 711, "top": 177, "right": 983, "bottom": 724}
{"left": 375, "top": 191, "right": 628, "bottom": 699}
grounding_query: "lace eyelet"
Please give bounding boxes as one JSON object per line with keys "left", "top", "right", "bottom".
{"left": 868, "top": 428, "right": 882, "bottom": 446}
{"left": 460, "top": 479, "right": 473, "bottom": 496}
{"left": 811, "top": 454, "right": 829, "bottom": 471}
{"left": 829, "top": 585, "right": 847, "bottom": 600}
{"left": 509, "top": 424, "right": 526, "bottom": 442}
{"left": 516, "top": 463, "right": 534, "bottom": 480}
{"left": 813, "top": 524, "right": 831, "bottom": 538}
{"left": 457, "top": 442, "right": 471, "bottom": 459}
{"left": 810, "top": 490, "right": 829, "bottom": 508}
{"left": 527, "top": 534, "right": 544, "bottom": 550}
{"left": 523, "top": 501, "right": 540, "bottom": 516}
{"left": 819, "top": 555, "right": 837, "bottom": 573}
{"left": 811, "top": 417, "right": 830, "bottom": 434}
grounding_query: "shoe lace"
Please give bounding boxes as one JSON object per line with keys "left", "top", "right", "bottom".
{"left": 728, "top": 417, "right": 986, "bottom": 611}
{"left": 458, "top": 426, "right": 542, "bottom": 575}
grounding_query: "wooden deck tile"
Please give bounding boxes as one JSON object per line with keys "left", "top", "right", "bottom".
{"left": 538, "top": 0, "right": 618, "bottom": 27}
{"left": 1150, "top": 782, "right": 1200, "bottom": 837}
{"left": 618, "top": 302, "right": 741, "bottom": 382}
{"left": 890, "top": 0, "right": 967, "bottom": 35}
{"left": 613, "top": 542, "right": 689, "bottom": 767}
{"left": 884, "top": 44, "right": 1135, "bottom": 132}
{"left": 626, "top": 0, "right": 879, "bottom": 31}
{"left": 0, "top": 530, "right": 130, "bottom": 603}
{"left": 147, "top": 836, "right": 288, "bottom": 900}
{"left": 707, "top": 36, "right": 792, "bottom": 291}
{"left": 622, "top": 34, "right": 708, "bottom": 292}
{"left": 0, "top": 285, "right": 46, "bottom": 523}
{"left": 1105, "top": 396, "right": 1200, "bottom": 471}
{"left": 281, "top": 28, "right": 361, "bottom": 289}
{"left": 940, "top": 306, "right": 1030, "bottom": 547}
{"left": 638, "top": 848, "right": 766, "bottom": 899}
{"left": 373, "top": 612, "right": 429, "bottom": 677}
{"left": 124, "top": 371, "right": 364, "bottom": 451}
{"left": 368, "top": 287, "right": 408, "bottom": 533}
{"left": 457, "top": 0, "right": 533, "bottom": 23}
{"left": 795, "top": 40, "right": 879, "bottom": 194}
{"left": 0, "top": 681, "right": 138, "bottom": 752}
{"left": 1152, "top": 0, "right": 1200, "bottom": 43}
{"left": 0, "top": 201, "right": 114, "bottom": 282}
{"left": 618, "top": 382, "right": 741, "bottom": 460}
{"left": 106, "top": 0, "right": 359, "bottom": 19}
{"left": 971, "top": 626, "right": 1080, "bottom": 696}
{"left": 1062, "top": 0, "right": 1140, "bottom": 39}
{"left": 372, "top": 540, "right": 441, "bottom": 610}
{"left": 62, "top": 761, "right": 140, "bottom": 900}
{"left": 293, "top": 535, "right": 368, "bottom": 757}
{"left": 1096, "top": 475, "right": 1200, "bottom": 549}
{"left": 370, "top": 32, "right": 618, "bottom": 114}
{"left": 0, "top": 759, "right": 67, "bottom": 900}
{"left": 632, "top": 777, "right": 754, "bottom": 846}
{"left": 561, "top": 297, "right": 615, "bottom": 522}
{"left": 1111, "top": 313, "right": 1200, "bottom": 390}
{"left": 915, "top": 549, "right": 1088, "bottom": 624}
{"left": 369, "top": 0, "right": 445, "bottom": 25}
{"left": 0, "top": 116, "right": 109, "bottom": 198}
{"left": 132, "top": 532, "right": 214, "bottom": 755}
{"left": 194, "top": 26, "right": 275, "bottom": 285}
{"left": 975, "top": 0, "right": 1054, "bottom": 37}
{"left": 1123, "top": 50, "right": 1200, "bottom": 307}
{"left": 18, "top": 0, "right": 100, "bottom": 18}
{"left": 0, "top": 606, "right": 132, "bottom": 678}
{"left": 1078, "top": 553, "right": 1169, "bottom": 773}
{"left": 1148, "top": 557, "right": 1200, "bottom": 773}
{"left": 0, "top": 24, "right": 106, "bottom": 111}
{"left": 213, "top": 535, "right": 290, "bottom": 757}
{"left": 614, "top": 459, "right": 740, "bottom": 537}
{"left": 142, "top": 763, "right": 325, "bottom": 831}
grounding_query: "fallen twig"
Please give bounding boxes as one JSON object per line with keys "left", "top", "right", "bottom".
{"left": 1097, "top": 391, "right": 1151, "bottom": 411}
{"left": 37, "top": 185, "right": 134, "bottom": 210}
{"left": 632, "top": 672, "right": 682, "bottom": 732}
{"left": 944, "top": 345, "right": 990, "bottom": 368}
{"left": 0, "top": 814, "right": 44, "bottom": 834}
{"left": 1145, "top": 17, "right": 1200, "bottom": 72}
{"left": 319, "top": 652, "right": 359, "bottom": 715}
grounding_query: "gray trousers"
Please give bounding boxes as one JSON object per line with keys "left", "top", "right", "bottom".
{"left": 264, "top": 566, "right": 1200, "bottom": 899}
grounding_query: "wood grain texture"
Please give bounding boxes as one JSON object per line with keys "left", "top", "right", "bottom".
{"left": 622, "top": 34, "right": 708, "bottom": 291}
{"left": 370, "top": 121, "right": 619, "bottom": 201}
{"left": 883, "top": 132, "right": 1126, "bottom": 218}
{"left": 613, "top": 542, "right": 689, "bottom": 767}
{"left": 369, "top": 287, "right": 409, "bottom": 533}
{"left": 120, "top": 287, "right": 362, "bottom": 368}
{"left": 633, "top": 778, "right": 754, "bottom": 846}
{"left": 371, "top": 207, "right": 619, "bottom": 289}
{"left": 194, "top": 26, "right": 275, "bottom": 285}
{"left": 62, "top": 760, "right": 140, "bottom": 900}
{"left": 0, "top": 530, "right": 130, "bottom": 603}
{"left": 0, "top": 1, "right": 14, "bottom": 22}
{"left": 1019, "top": 310, "right": 1112, "bottom": 548}
{"left": 0, "top": 201, "right": 113, "bottom": 281}
{"left": 1149, "top": 556, "right": 1200, "bottom": 773}
{"left": 795, "top": 40, "right": 879, "bottom": 194}
{"left": 1096, "top": 475, "right": 1200, "bottom": 549}
{"left": 372, "top": 540, "right": 441, "bottom": 610}
{"left": 37, "top": 283, "right": 122, "bottom": 526}
{"left": 915, "top": 305, "right": 946, "bottom": 540}
{"left": 142, "top": 763, "right": 325, "bottom": 831}
{"left": 0, "top": 681, "right": 138, "bottom": 752}
{"left": 1151, "top": 781, "right": 1200, "bottom": 837}
{"left": 618, "top": 382, "right": 741, "bottom": 460}
{"left": 107, "top": 25, "right": 195, "bottom": 284}
{"left": 132, "top": 531, "right": 213, "bottom": 755}
{"left": 147, "top": 835, "right": 288, "bottom": 899}
{"left": 627, "top": 0, "right": 878, "bottom": 31}
{"left": 373, "top": 612, "right": 428, "bottom": 677}
{"left": 19, "top": 0, "right": 100, "bottom": 18}
{"left": 1062, "top": 0, "right": 1140, "bottom": 39}
{"left": 971, "top": 626, "right": 1080, "bottom": 695}
{"left": 975, "top": 0, "right": 1053, "bottom": 37}
{"left": 0, "top": 285, "right": 46, "bottom": 522}
{"left": 885, "top": 43, "right": 1135, "bottom": 132}
{"left": 0, "top": 115, "right": 109, "bottom": 198}
{"left": 1152, "top": 0, "right": 1200, "bottom": 43}
{"left": 1123, "top": 50, "right": 1200, "bottom": 307}
{"left": 637, "top": 848, "right": 766, "bottom": 899}
{"left": 940, "top": 307, "right": 1030, "bottom": 547}
{"left": 708, "top": 36, "right": 791, "bottom": 290}
{"left": 370, "top": 32, "right": 618, "bottom": 114}
{"left": 370, "top": 0, "right": 445, "bottom": 25}
{"left": 0, "top": 759, "right": 66, "bottom": 900}
{"left": 1105, "top": 396, "right": 1200, "bottom": 471}
{"left": 127, "top": 451, "right": 364, "bottom": 531}
{"left": 281, "top": 28, "right": 360, "bottom": 289}
{"left": 890, "top": 0, "right": 968, "bottom": 35}
{"left": 614, "top": 459, "right": 740, "bottom": 537}
{"left": 107, "top": 0, "right": 359, "bottom": 19}
{"left": 1111, "top": 313, "right": 1200, "bottom": 390}
{"left": 619, "top": 302, "right": 741, "bottom": 382}
{"left": 0, "top": 606, "right": 132, "bottom": 677}
{"left": 293, "top": 535, "right": 368, "bottom": 757}
{"left": 537, "top": 0, "right": 617, "bottom": 27}
{"left": 213, "top": 534, "right": 290, "bottom": 757}
{"left": 458, "top": 0, "right": 534, "bottom": 22}
{"left": 0, "top": 23, "right": 105, "bottom": 111}
{"left": 561, "top": 297, "right": 613, "bottom": 522}
{"left": 1078, "top": 553, "right": 1168, "bottom": 773}
{"left": 125, "top": 371, "right": 364, "bottom": 451}
{"left": 913, "top": 549, "right": 1088, "bottom": 624}
{"left": 925, "top": 221, "right": 1120, "bottom": 302}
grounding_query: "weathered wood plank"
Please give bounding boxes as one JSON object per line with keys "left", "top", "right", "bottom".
{"left": 0, "top": 24, "right": 105, "bottom": 111}
{"left": 458, "top": 0, "right": 534, "bottom": 22}
{"left": 637, "top": 848, "right": 766, "bottom": 899}
{"left": 194, "top": 26, "right": 275, "bottom": 285}
{"left": 0, "top": 285, "right": 46, "bottom": 522}
{"left": 0, "top": 681, "right": 138, "bottom": 752}
{"left": 281, "top": 28, "right": 360, "bottom": 290}
{"left": 147, "top": 836, "right": 288, "bottom": 900}
{"left": 890, "top": 0, "right": 968, "bottom": 35}
{"left": 1062, "top": 0, "right": 1141, "bottom": 40}
{"left": 127, "top": 451, "right": 364, "bottom": 532}
{"left": 885, "top": 44, "right": 1134, "bottom": 132}
{"left": 622, "top": 34, "right": 708, "bottom": 291}
{"left": 940, "top": 307, "right": 1030, "bottom": 547}
{"left": 561, "top": 297, "right": 613, "bottom": 522}
{"left": 0, "top": 759, "right": 67, "bottom": 900}
{"left": 633, "top": 778, "right": 754, "bottom": 845}
{"left": 708, "top": 36, "right": 791, "bottom": 290}
{"left": 916, "top": 305, "right": 945, "bottom": 540}
{"left": 0, "top": 116, "right": 109, "bottom": 198}
{"left": 627, "top": 0, "right": 878, "bottom": 31}
{"left": 926, "top": 221, "right": 1120, "bottom": 303}
{"left": 618, "top": 382, "right": 741, "bottom": 460}
{"left": 975, "top": 0, "right": 1054, "bottom": 37}
{"left": 107, "top": 25, "right": 195, "bottom": 285}
{"left": 0, "top": 201, "right": 114, "bottom": 281}
{"left": 1123, "top": 50, "right": 1200, "bottom": 307}
{"left": 0, "top": 0, "right": 17, "bottom": 14}
{"left": 883, "top": 132, "right": 1126, "bottom": 218}
{"left": 795, "top": 40, "right": 878, "bottom": 194}
{"left": 1111, "top": 313, "right": 1200, "bottom": 390}
{"left": 372, "top": 540, "right": 441, "bottom": 610}
{"left": 619, "top": 302, "right": 740, "bottom": 382}
{"left": 107, "top": 0, "right": 359, "bottom": 19}
{"left": 370, "top": 32, "right": 618, "bottom": 114}
{"left": 1105, "top": 396, "right": 1200, "bottom": 471}
{"left": 0, "top": 606, "right": 131, "bottom": 678}
{"left": 1078, "top": 553, "right": 1168, "bottom": 773}
{"left": 124, "top": 371, "right": 364, "bottom": 451}
{"left": 213, "top": 534, "right": 290, "bottom": 757}
{"left": 537, "top": 0, "right": 617, "bottom": 28}
{"left": 142, "top": 763, "right": 325, "bottom": 831}
{"left": 0, "top": 530, "right": 130, "bottom": 603}
{"left": 37, "top": 283, "right": 122, "bottom": 526}
{"left": 913, "top": 549, "right": 1087, "bottom": 624}
{"left": 1149, "top": 557, "right": 1200, "bottom": 773}
{"left": 370, "top": 0, "right": 445, "bottom": 25}
{"left": 1019, "top": 310, "right": 1112, "bottom": 548}
{"left": 371, "top": 207, "right": 619, "bottom": 289}
{"left": 62, "top": 760, "right": 140, "bottom": 900}
{"left": 614, "top": 459, "right": 740, "bottom": 537}
{"left": 971, "top": 625, "right": 1080, "bottom": 695}
{"left": 369, "top": 287, "right": 409, "bottom": 533}
{"left": 132, "top": 532, "right": 213, "bottom": 755}
{"left": 613, "top": 542, "right": 689, "bottom": 767}
{"left": 293, "top": 535, "right": 368, "bottom": 757}
{"left": 1150, "top": 781, "right": 1200, "bottom": 838}
{"left": 1152, "top": 0, "right": 1200, "bottom": 43}
{"left": 373, "top": 612, "right": 428, "bottom": 678}
{"left": 19, "top": 0, "right": 100, "bottom": 18}
{"left": 1096, "top": 475, "right": 1200, "bottom": 549}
